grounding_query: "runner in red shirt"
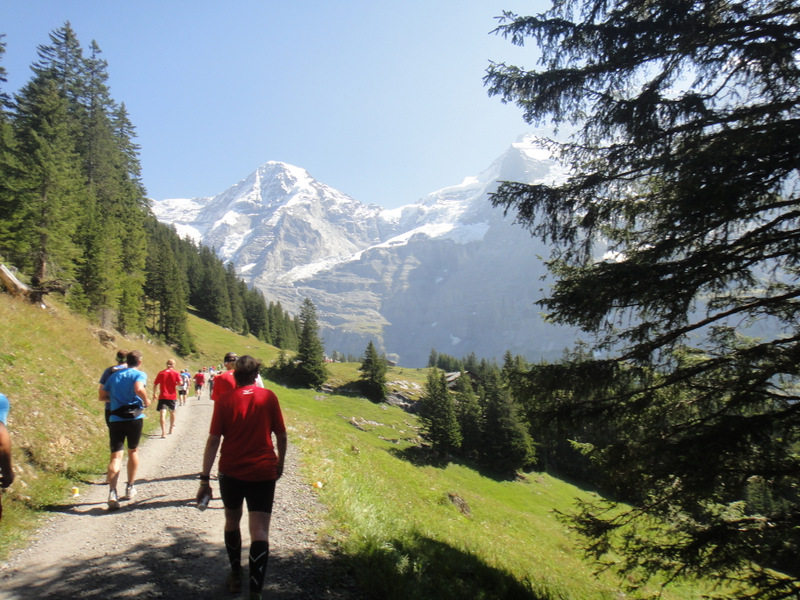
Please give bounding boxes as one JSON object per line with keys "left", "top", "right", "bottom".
{"left": 198, "top": 355, "right": 286, "bottom": 599}
{"left": 153, "top": 359, "right": 182, "bottom": 438}
{"left": 193, "top": 369, "right": 206, "bottom": 400}
{"left": 210, "top": 352, "right": 238, "bottom": 402}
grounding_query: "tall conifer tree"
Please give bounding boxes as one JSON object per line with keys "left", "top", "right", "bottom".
{"left": 359, "top": 340, "right": 387, "bottom": 402}
{"left": 486, "top": 1, "right": 800, "bottom": 595}
{"left": 419, "top": 369, "right": 462, "bottom": 457}
{"left": 13, "top": 76, "right": 85, "bottom": 285}
{"left": 481, "top": 372, "right": 533, "bottom": 475}
{"left": 0, "top": 35, "right": 27, "bottom": 257}
{"left": 295, "top": 297, "right": 328, "bottom": 388}
{"left": 454, "top": 372, "right": 483, "bottom": 461}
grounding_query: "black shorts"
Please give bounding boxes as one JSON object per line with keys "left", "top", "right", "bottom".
{"left": 157, "top": 399, "right": 176, "bottom": 411}
{"left": 108, "top": 419, "right": 144, "bottom": 452}
{"left": 218, "top": 474, "right": 276, "bottom": 513}
{"left": 178, "top": 388, "right": 187, "bottom": 396}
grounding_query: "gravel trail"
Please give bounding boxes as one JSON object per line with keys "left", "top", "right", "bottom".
{"left": 0, "top": 388, "right": 362, "bottom": 599}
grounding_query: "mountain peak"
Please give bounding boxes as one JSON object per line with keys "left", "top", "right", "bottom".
{"left": 152, "top": 133, "right": 577, "bottom": 366}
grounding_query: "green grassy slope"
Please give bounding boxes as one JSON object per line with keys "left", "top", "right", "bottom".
{"left": 0, "top": 294, "right": 711, "bottom": 599}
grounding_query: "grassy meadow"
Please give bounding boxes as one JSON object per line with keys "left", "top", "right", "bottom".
{"left": 0, "top": 294, "right": 716, "bottom": 599}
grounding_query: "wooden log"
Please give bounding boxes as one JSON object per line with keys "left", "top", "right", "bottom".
{"left": 0, "top": 264, "right": 31, "bottom": 298}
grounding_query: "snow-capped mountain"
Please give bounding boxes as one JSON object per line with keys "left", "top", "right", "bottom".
{"left": 152, "top": 134, "right": 580, "bottom": 366}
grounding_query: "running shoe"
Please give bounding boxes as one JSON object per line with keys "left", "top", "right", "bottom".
{"left": 123, "top": 484, "right": 137, "bottom": 502}
{"left": 107, "top": 489, "right": 120, "bottom": 511}
{"left": 227, "top": 568, "right": 242, "bottom": 593}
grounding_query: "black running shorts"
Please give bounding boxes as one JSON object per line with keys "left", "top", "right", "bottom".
{"left": 108, "top": 418, "right": 144, "bottom": 452}
{"left": 218, "top": 474, "right": 276, "bottom": 514}
{"left": 157, "top": 399, "right": 176, "bottom": 411}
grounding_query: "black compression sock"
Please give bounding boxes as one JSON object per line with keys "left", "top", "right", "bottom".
{"left": 249, "top": 540, "right": 269, "bottom": 593}
{"left": 224, "top": 529, "right": 242, "bottom": 571}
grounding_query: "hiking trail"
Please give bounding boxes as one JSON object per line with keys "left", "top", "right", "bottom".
{"left": 0, "top": 389, "right": 361, "bottom": 599}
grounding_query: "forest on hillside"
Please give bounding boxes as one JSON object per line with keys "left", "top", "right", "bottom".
{"left": 0, "top": 24, "right": 301, "bottom": 355}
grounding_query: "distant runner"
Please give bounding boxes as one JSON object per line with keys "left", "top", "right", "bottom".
{"left": 178, "top": 369, "right": 190, "bottom": 406}
{"left": 193, "top": 369, "right": 206, "bottom": 400}
{"left": 210, "top": 352, "right": 237, "bottom": 402}
{"left": 153, "top": 359, "right": 182, "bottom": 438}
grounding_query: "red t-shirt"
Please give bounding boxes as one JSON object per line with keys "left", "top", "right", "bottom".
{"left": 193, "top": 372, "right": 206, "bottom": 386}
{"left": 154, "top": 368, "right": 182, "bottom": 400}
{"left": 210, "top": 385, "right": 286, "bottom": 481}
{"left": 211, "top": 369, "right": 236, "bottom": 402}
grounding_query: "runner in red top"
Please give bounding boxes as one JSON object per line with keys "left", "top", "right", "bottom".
{"left": 210, "top": 352, "right": 238, "bottom": 402}
{"left": 198, "top": 355, "right": 287, "bottom": 598}
{"left": 153, "top": 359, "right": 182, "bottom": 438}
{"left": 193, "top": 369, "right": 206, "bottom": 399}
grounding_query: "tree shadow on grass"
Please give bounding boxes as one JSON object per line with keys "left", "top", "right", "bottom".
{"left": 348, "top": 534, "right": 558, "bottom": 600}
{"left": 388, "top": 445, "right": 521, "bottom": 482}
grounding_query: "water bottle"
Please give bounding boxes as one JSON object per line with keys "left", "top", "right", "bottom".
{"left": 198, "top": 486, "right": 212, "bottom": 511}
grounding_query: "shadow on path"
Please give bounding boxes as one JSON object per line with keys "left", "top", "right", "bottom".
{"left": 0, "top": 527, "right": 362, "bottom": 599}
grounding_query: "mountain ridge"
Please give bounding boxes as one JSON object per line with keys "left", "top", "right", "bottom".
{"left": 152, "top": 134, "right": 579, "bottom": 366}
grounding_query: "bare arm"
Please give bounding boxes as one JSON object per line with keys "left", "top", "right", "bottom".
{"left": 99, "top": 385, "right": 109, "bottom": 403}
{"left": 0, "top": 422, "right": 14, "bottom": 488}
{"left": 197, "top": 434, "right": 221, "bottom": 503}
{"left": 201, "top": 434, "right": 221, "bottom": 478}
{"left": 134, "top": 381, "right": 149, "bottom": 408}
{"left": 275, "top": 431, "right": 288, "bottom": 479}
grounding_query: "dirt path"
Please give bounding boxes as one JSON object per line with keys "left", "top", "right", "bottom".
{"left": 0, "top": 388, "right": 362, "bottom": 599}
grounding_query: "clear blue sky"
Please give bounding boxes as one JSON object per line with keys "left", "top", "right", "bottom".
{"left": 1, "top": 1, "right": 548, "bottom": 208}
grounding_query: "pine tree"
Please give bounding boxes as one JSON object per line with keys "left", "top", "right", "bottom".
{"left": 12, "top": 76, "right": 85, "bottom": 286}
{"left": 0, "top": 36, "right": 27, "bottom": 259}
{"left": 107, "top": 102, "right": 148, "bottom": 333}
{"left": 295, "top": 297, "right": 328, "bottom": 388}
{"left": 454, "top": 372, "right": 483, "bottom": 461}
{"left": 194, "top": 246, "right": 232, "bottom": 327}
{"left": 281, "top": 310, "right": 299, "bottom": 351}
{"left": 486, "top": 1, "right": 800, "bottom": 595}
{"left": 268, "top": 302, "right": 283, "bottom": 347}
{"left": 418, "top": 368, "right": 462, "bottom": 457}
{"left": 144, "top": 220, "right": 193, "bottom": 353}
{"left": 244, "top": 287, "right": 270, "bottom": 341}
{"left": 31, "top": 22, "right": 85, "bottom": 113}
{"left": 427, "top": 348, "right": 438, "bottom": 368}
{"left": 358, "top": 340, "right": 387, "bottom": 402}
{"left": 481, "top": 372, "right": 533, "bottom": 475}
{"left": 74, "top": 40, "right": 124, "bottom": 323}
{"left": 225, "top": 261, "right": 246, "bottom": 334}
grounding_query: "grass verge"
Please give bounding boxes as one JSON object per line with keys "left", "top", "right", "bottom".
{"left": 277, "top": 385, "right": 714, "bottom": 600}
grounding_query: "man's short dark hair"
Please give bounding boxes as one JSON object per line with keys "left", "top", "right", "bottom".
{"left": 126, "top": 350, "right": 142, "bottom": 367}
{"left": 116, "top": 349, "right": 128, "bottom": 363}
{"left": 233, "top": 355, "right": 261, "bottom": 387}
{"left": 224, "top": 352, "right": 238, "bottom": 364}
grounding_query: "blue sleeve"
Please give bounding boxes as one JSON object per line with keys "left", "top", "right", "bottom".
{"left": 0, "top": 393, "right": 9, "bottom": 425}
{"left": 99, "top": 366, "right": 113, "bottom": 385}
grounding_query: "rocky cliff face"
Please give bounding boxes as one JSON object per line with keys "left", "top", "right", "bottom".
{"left": 152, "top": 135, "right": 582, "bottom": 366}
